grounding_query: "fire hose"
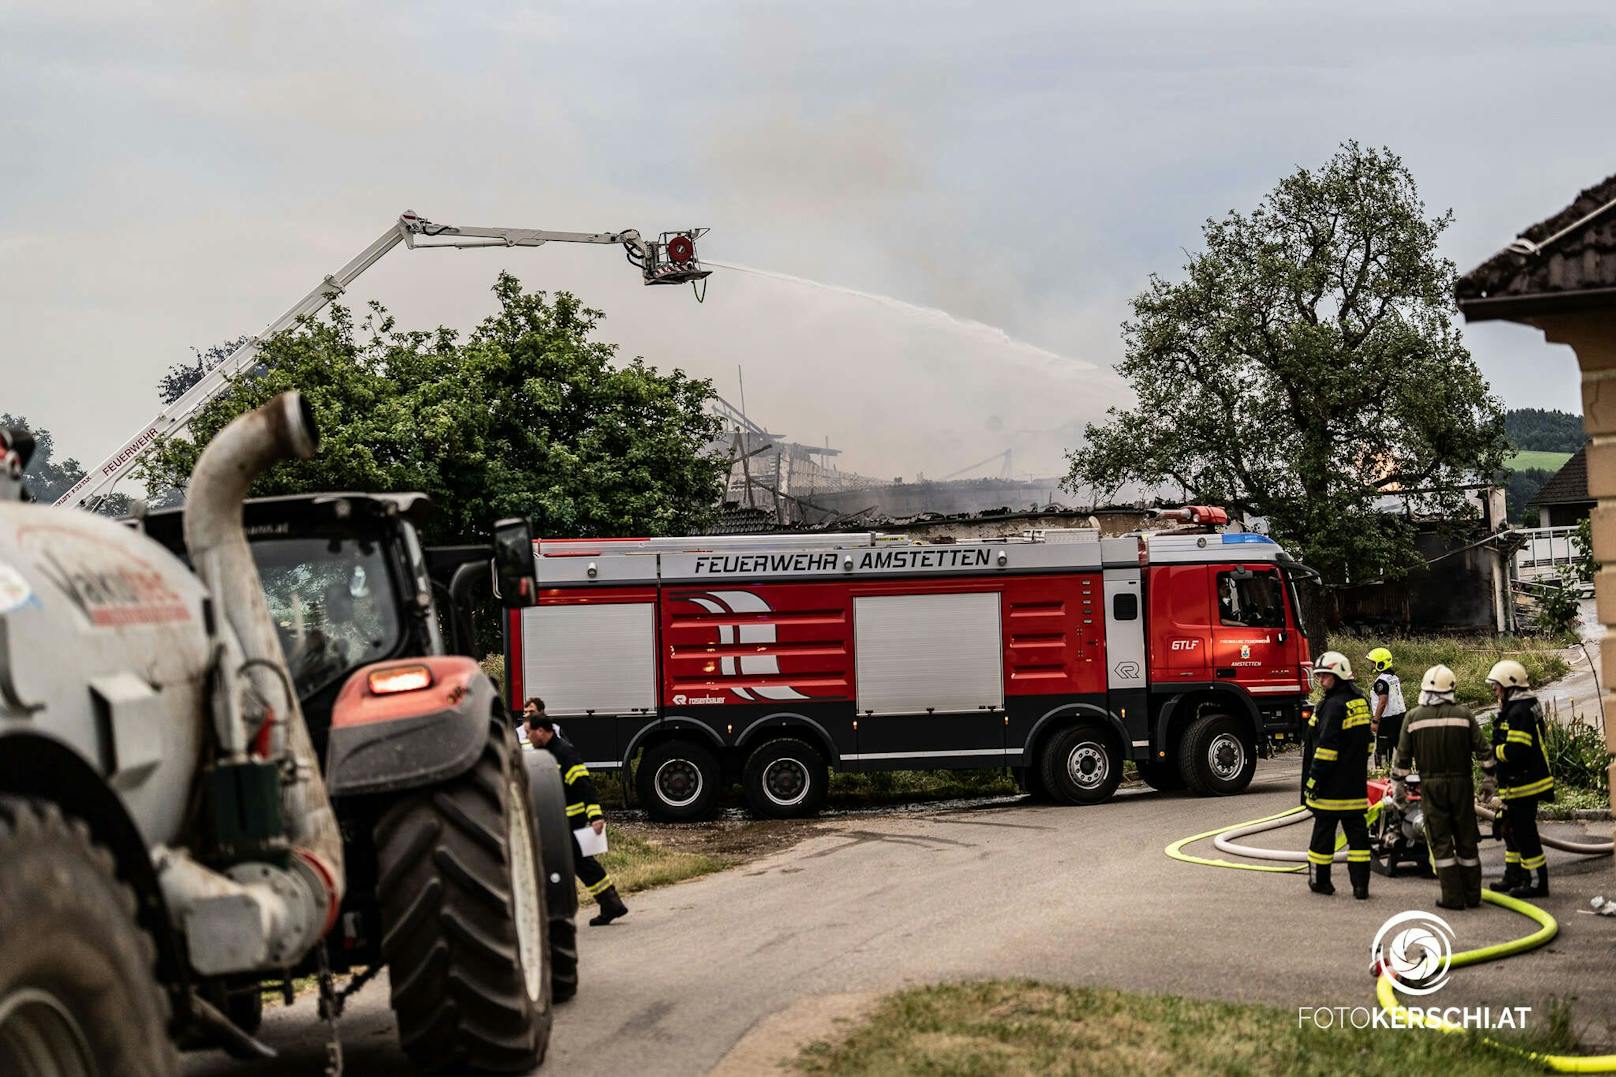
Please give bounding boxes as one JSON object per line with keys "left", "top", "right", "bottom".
{"left": 1167, "top": 805, "right": 1616, "bottom": 1072}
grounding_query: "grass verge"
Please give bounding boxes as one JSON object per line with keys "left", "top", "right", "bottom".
{"left": 1326, "top": 634, "right": 1570, "bottom": 709}
{"left": 796, "top": 980, "right": 1577, "bottom": 1076}
{"left": 583, "top": 828, "right": 733, "bottom": 900}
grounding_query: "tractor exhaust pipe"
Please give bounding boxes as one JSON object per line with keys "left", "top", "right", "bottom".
{"left": 158, "top": 392, "right": 345, "bottom": 976}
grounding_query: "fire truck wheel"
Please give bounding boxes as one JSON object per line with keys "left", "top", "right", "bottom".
{"left": 1177, "top": 713, "right": 1257, "bottom": 795}
{"left": 0, "top": 796, "right": 176, "bottom": 1077}
{"left": 742, "top": 739, "right": 828, "bottom": 819}
{"left": 375, "top": 729, "right": 552, "bottom": 1074}
{"left": 1039, "top": 724, "right": 1123, "bottom": 804}
{"left": 1138, "top": 759, "right": 1185, "bottom": 792}
{"left": 637, "top": 740, "right": 722, "bottom": 821}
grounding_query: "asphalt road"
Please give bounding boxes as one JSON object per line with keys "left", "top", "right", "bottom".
{"left": 186, "top": 755, "right": 1616, "bottom": 1076}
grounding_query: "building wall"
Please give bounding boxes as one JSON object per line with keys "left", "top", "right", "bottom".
{"left": 1541, "top": 502, "right": 1593, "bottom": 528}
{"left": 1331, "top": 530, "right": 1503, "bottom": 633}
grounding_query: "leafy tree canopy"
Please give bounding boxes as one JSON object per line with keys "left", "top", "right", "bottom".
{"left": 1502, "top": 407, "right": 1586, "bottom": 454}
{"left": 139, "top": 274, "right": 726, "bottom": 545}
{"left": 1065, "top": 141, "right": 1507, "bottom": 600}
{"left": 0, "top": 413, "right": 128, "bottom": 513}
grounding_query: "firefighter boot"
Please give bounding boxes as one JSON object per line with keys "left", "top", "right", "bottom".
{"left": 1435, "top": 867, "right": 1466, "bottom": 911}
{"left": 1348, "top": 861, "right": 1370, "bottom": 901}
{"left": 589, "top": 886, "right": 629, "bottom": 926}
{"left": 1308, "top": 862, "right": 1334, "bottom": 896}
{"left": 1510, "top": 867, "right": 1550, "bottom": 900}
{"left": 1462, "top": 863, "right": 1483, "bottom": 909}
{"left": 1488, "top": 863, "right": 1523, "bottom": 893}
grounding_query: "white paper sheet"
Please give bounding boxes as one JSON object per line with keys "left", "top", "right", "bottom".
{"left": 574, "top": 824, "right": 608, "bottom": 858}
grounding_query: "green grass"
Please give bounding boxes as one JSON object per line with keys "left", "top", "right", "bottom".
{"left": 583, "top": 828, "right": 733, "bottom": 900}
{"left": 1508, "top": 449, "right": 1573, "bottom": 472}
{"left": 1326, "top": 634, "right": 1570, "bottom": 710}
{"left": 797, "top": 980, "right": 1579, "bottom": 1076}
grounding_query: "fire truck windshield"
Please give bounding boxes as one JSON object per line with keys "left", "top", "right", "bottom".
{"left": 250, "top": 535, "right": 405, "bottom": 699}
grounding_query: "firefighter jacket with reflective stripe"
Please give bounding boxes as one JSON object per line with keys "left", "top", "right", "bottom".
{"left": 540, "top": 733, "right": 604, "bottom": 821}
{"left": 1493, "top": 694, "right": 1555, "bottom": 802}
{"left": 1392, "top": 702, "right": 1493, "bottom": 779}
{"left": 1305, "top": 682, "right": 1373, "bottom": 811}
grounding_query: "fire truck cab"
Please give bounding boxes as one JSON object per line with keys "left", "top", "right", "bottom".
{"left": 505, "top": 512, "right": 1314, "bottom": 820}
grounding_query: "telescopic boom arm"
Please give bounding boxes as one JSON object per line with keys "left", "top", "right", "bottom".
{"left": 55, "top": 211, "right": 709, "bottom": 508}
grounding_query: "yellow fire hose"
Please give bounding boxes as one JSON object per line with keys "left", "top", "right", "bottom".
{"left": 1167, "top": 805, "right": 1616, "bottom": 1072}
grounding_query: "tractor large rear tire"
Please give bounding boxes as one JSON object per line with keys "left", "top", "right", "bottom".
{"left": 523, "top": 751, "right": 579, "bottom": 1004}
{"left": 0, "top": 796, "right": 175, "bottom": 1077}
{"left": 376, "top": 727, "right": 551, "bottom": 1074}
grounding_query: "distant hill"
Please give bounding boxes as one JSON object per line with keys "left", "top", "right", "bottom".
{"left": 1504, "top": 407, "right": 1587, "bottom": 454}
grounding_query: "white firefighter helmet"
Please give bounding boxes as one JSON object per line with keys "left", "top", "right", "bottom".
{"left": 1421, "top": 664, "right": 1457, "bottom": 694}
{"left": 1486, "top": 659, "right": 1530, "bottom": 690}
{"left": 1312, "top": 651, "right": 1353, "bottom": 680}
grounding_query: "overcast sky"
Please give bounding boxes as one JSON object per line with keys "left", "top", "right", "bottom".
{"left": 4, "top": 1, "right": 1612, "bottom": 488}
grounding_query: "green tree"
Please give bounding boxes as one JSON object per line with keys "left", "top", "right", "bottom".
{"left": 139, "top": 274, "right": 726, "bottom": 544}
{"left": 1065, "top": 142, "right": 1507, "bottom": 640}
{"left": 0, "top": 414, "right": 128, "bottom": 514}
{"left": 1502, "top": 407, "right": 1586, "bottom": 454}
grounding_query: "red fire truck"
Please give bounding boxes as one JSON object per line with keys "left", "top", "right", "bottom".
{"left": 504, "top": 509, "right": 1315, "bottom": 820}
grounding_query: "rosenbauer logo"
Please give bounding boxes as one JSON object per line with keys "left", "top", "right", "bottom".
{"left": 1371, "top": 911, "right": 1453, "bottom": 995}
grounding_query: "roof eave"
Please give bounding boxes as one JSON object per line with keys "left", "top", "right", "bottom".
{"left": 1458, "top": 285, "right": 1616, "bottom": 324}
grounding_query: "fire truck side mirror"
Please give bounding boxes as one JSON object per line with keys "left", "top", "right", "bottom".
{"left": 492, "top": 516, "right": 537, "bottom": 609}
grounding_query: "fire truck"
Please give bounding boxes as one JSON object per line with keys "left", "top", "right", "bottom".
{"left": 505, "top": 508, "right": 1316, "bottom": 820}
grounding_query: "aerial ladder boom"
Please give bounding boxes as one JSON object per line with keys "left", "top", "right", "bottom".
{"left": 56, "top": 211, "right": 709, "bottom": 508}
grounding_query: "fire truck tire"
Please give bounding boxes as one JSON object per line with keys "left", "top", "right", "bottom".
{"left": 1177, "top": 713, "right": 1257, "bottom": 796}
{"left": 1138, "top": 759, "right": 1185, "bottom": 792}
{"left": 375, "top": 730, "right": 552, "bottom": 1074}
{"left": 1039, "top": 724, "right": 1123, "bottom": 804}
{"left": 0, "top": 796, "right": 176, "bottom": 1077}
{"left": 637, "top": 740, "right": 722, "bottom": 821}
{"left": 742, "top": 739, "right": 828, "bottom": 819}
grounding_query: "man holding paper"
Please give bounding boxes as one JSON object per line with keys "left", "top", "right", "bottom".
{"left": 523, "top": 698, "right": 630, "bottom": 926}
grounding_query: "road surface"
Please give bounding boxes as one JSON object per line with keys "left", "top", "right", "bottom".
{"left": 187, "top": 754, "right": 1616, "bottom": 1076}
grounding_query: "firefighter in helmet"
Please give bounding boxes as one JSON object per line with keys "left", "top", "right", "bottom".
{"left": 1302, "top": 651, "right": 1374, "bottom": 898}
{"left": 1366, "top": 646, "right": 1406, "bottom": 769}
{"left": 1486, "top": 661, "right": 1555, "bottom": 898}
{"left": 1391, "top": 665, "right": 1494, "bottom": 910}
{"left": 523, "top": 698, "right": 630, "bottom": 925}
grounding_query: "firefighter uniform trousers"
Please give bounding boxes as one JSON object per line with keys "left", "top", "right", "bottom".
{"left": 1392, "top": 702, "right": 1492, "bottom": 908}
{"left": 1493, "top": 693, "right": 1555, "bottom": 895}
{"left": 1303, "top": 683, "right": 1374, "bottom": 895}
{"left": 543, "top": 736, "right": 615, "bottom": 902}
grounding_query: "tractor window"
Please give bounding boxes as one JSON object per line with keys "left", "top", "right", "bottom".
{"left": 1216, "top": 570, "right": 1286, "bottom": 628}
{"left": 251, "top": 536, "right": 404, "bottom": 700}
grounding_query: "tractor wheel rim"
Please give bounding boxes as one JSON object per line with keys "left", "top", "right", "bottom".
{"left": 1067, "top": 742, "right": 1107, "bottom": 789}
{"left": 655, "top": 759, "right": 704, "bottom": 808}
{"left": 762, "top": 758, "right": 810, "bottom": 807}
{"left": 1208, "top": 732, "right": 1245, "bottom": 780}
{"left": 0, "top": 987, "right": 96, "bottom": 1077}
{"left": 506, "top": 778, "right": 545, "bottom": 1004}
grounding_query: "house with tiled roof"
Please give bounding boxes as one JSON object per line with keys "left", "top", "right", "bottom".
{"left": 1528, "top": 446, "right": 1593, "bottom": 526}
{"left": 1455, "top": 170, "right": 1616, "bottom": 823}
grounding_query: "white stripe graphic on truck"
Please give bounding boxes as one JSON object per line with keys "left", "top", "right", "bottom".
{"left": 689, "top": 590, "right": 807, "bottom": 701}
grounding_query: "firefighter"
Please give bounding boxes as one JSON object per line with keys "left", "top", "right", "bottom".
{"left": 1486, "top": 661, "right": 1555, "bottom": 898}
{"left": 1302, "top": 651, "right": 1374, "bottom": 898}
{"left": 523, "top": 698, "right": 630, "bottom": 926}
{"left": 1391, "top": 665, "right": 1495, "bottom": 910}
{"left": 1366, "top": 646, "right": 1406, "bottom": 770}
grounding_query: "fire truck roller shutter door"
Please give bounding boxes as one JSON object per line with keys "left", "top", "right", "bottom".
{"left": 851, "top": 592, "right": 1006, "bottom": 760}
